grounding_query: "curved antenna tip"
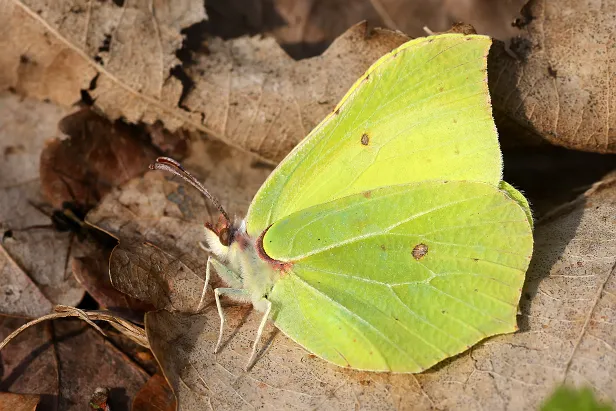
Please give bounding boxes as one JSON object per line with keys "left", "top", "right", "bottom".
{"left": 149, "top": 157, "right": 231, "bottom": 225}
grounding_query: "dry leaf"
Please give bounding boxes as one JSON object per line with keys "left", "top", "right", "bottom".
{"left": 489, "top": 0, "right": 616, "bottom": 153}
{"left": 0, "top": 0, "right": 206, "bottom": 127}
{"left": 40, "top": 108, "right": 159, "bottom": 210}
{"left": 105, "top": 328, "right": 159, "bottom": 376}
{"left": 1, "top": 92, "right": 160, "bottom": 312}
{"left": 132, "top": 373, "right": 176, "bottom": 411}
{"left": 0, "top": 1, "right": 95, "bottom": 106}
{"left": 0, "top": 393, "right": 40, "bottom": 411}
{"left": 210, "top": 0, "right": 525, "bottom": 59}
{"left": 0, "top": 317, "right": 58, "bottom": 410}
{"left": 0, "top": 316, "right": 150, "bottom": 411}
{"left": 87, "top": 170, "right": 214, "bottom": 312}
{"left": 144, "top": 172, "right": 616, "bottom": 410}
{"left": 0, "top": 92, "right": 84, "bottom": 308}
{"left": 72, "top": 254, "right": 154, "bottom": 319}
{"left": 0, "top": 245, "right": 53, "bottom": 317}
{"left": 6, "top": 0, "right": 613, "bottom": 160}
{"left": 0, "top": 93, "right": 68, "bottom": 226}
{"left": 87, "top": 138, "right": 271, "bottom": 312}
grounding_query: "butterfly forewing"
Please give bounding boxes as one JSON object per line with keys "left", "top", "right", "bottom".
{"left": 246, "top": 34, "right": 500, "bottom": 238}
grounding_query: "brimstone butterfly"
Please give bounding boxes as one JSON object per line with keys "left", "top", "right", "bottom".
{"left": 151, "top": 33, "right": 534, "bottom": 373}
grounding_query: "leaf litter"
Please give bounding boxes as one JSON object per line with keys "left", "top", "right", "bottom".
{"left": 1, "top": 0, "right": 616, "bottom": 410}
{"left": 0, "top": 392, "right": 41, "bottom": 411}
{"left": 2, "top": 0, "right": 614, "bottom": 159}
{"left": 489, "top": 0, "right": 616, "bottom": 153}
{"left": 0, "top": 93, "right": 163, "bottom": 408}
{"left": 0, "top": 92, "right": 84, "bottom": 309}
{"left": 40, "top": 107, "right": 159, "bottom": 210}
{"left": 132, "top": 373, "right": 177, "bottom": 411}
{"left": 0, "top": 314, "right": 149, "bottom": 411}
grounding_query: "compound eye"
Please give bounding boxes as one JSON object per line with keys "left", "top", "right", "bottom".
{"left": 218, "top": 227, "right": 231, "bottom": 246}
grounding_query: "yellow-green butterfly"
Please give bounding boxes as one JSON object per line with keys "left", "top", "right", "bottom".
{"left": 151, "top": 33, "right": 534, "bottom": 373}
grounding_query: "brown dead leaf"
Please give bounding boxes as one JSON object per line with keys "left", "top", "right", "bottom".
{"left": 349, "top": 0, "right": 525, "bottom": 40}
{"left": 0, "top": 317, "right": 150, "bottom": 411}
{"left": 105, "top": 328, "right": 159, "bottom": 376}
{"left": 0, "top": 1, "right": 538, "bottom": 162}
{"left": 211, "top": 0, "right": 525, "bottom": 59}
{"left": 0, "top": 1, "right": 95, "bottom": 106}
{"left": 0, "top": 0, "right": 206, "bottom": 126}
{"left": 0, "top": 317, "right": 58, "bottom": 410}
{"left": 87, "top": 170, "right": 214, "bottom": 312}
{"left": 40, "top": 108, "right": 159, "bottom": 210}
{"left": 1, "top": 92, "right": 161, "bottom": 313}
{"left": 0, "top": 245, "right": 53, "bottom": 317}
{"left": 144, "top": 172, "right": 616, "bottom": 410}
{"left": 72, "top": 254, "right": 154, "bottom": 319}
{"left": 489, "top": 0, "right": 616, "bottom": 153}
{"left": 87, "top": 138, "right": 271, "bottom": 312}
{"left": 132, "top": 373, "right": 176, "bottom": 411}
{"left": 8, "top": 0, "right": 610, "bottom": 161}
{"left": 0, "top": 392, "right": 40, "bottom": 411}
{"left": 146, "top": 122, "right": 190, "bottom": 159}
{"left": 0, "top": 92, "right": 84, "bottom": 309}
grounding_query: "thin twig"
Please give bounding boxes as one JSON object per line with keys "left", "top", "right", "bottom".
{"left": 0, "top": 305, "right": 149, "bottom": 352}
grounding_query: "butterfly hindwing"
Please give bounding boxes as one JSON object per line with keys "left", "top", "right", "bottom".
{"left": 264, "top": 181, "right": 533, "bottom": 372}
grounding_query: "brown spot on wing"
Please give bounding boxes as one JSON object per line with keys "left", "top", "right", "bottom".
{"left": 361, "top": 133, "right": 370, "bottom": 145}
{"left": 412, "top": 243, "right": 428, "bottom": 260}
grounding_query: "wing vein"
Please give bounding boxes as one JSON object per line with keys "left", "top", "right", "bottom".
{"left": 292, "top": 274, "right": 422, "bottom": 367}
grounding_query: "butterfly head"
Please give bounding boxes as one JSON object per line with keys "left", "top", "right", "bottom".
{"left": 204, "top": 214, "right": 236, "bottom": 258}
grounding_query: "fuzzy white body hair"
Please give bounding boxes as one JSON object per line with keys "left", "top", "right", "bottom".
{"left": 205, "top": 219, "right": 281, "bottom": 313}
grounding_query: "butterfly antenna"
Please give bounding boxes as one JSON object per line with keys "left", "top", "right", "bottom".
{"left": 149, "top": 157, "right": 231, "bottom": 225}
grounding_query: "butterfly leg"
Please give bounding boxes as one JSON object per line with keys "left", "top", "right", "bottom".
{"left": 245, "top": 299, "right": 272, "bottom": 370}
{"left": 198, "top": 256, "right": 240, "bottom": 311}
{"left": 207, "top": 256, "right": 243, "bottom": 289}
{"left": 214, "top": 287, "right": 250, "bottom": 354}
{"left": 196, "top": 256, "right": 217, "bottom": 311}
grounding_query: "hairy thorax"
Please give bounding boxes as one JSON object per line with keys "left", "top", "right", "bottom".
{"left": 204, "top": 219, "right": 285, "bottom": 312}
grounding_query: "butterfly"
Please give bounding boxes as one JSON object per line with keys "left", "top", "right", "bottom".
{"left": 151, "top": 33, "right": 534, "bottom": 373}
